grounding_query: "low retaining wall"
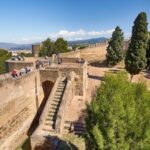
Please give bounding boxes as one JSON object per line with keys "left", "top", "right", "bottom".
{"left": 6, "top": 61, "right": 34, "bottom": 72}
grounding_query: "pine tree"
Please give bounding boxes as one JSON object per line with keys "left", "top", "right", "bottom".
{"left": 106, "top": 26, "right": 124, "bottom": 66}
{"left": 55, "top": 38, "right": 69, "bottom": 54}
{"left": 39, "top": 38, "right": 55, "bottom": 56}
{"left": 125, "top": 12, "right": 148, "bottom": 77}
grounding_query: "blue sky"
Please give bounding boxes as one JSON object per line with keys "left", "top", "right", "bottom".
{"left": 0, "top": 0, "right": 150, "bottom": 43}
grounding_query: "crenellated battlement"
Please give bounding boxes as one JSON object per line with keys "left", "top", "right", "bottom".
{"left": 88, "top": 40, "right": 108, "bottom": 48}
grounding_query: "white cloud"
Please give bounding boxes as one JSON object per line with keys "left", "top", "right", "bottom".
{"left": 49, "top": 29, "right": 115, "bottom": 41}
{"left": 8, "top": 28, "right": 115, "bottom": 43}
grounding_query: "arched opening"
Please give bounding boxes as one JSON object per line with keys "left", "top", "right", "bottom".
{"left": 42, "top": 80, "right": 54, "bottom": 101}
{"left": 28, "top": 80, "right": 54, "bottom": 136}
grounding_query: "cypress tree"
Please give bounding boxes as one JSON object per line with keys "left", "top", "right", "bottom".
{"left": 106, "top": 26, "right": 124, "bottom": 66}
{"left": 146, "top": 40, "right": 150, "bottom": 69}
{"left": 125, "top": 12, "right": 148, "bottom": 78}
{"left": 146, "top": 32, "right": 150, "bottom": 69}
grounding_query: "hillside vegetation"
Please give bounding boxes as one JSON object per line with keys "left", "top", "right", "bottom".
{"left": 0, "top": 49, "right": 11, "bottom": 74}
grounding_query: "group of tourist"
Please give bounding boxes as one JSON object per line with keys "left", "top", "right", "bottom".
{"left": 56, "top": 54, "right": 62, "bottom": 64}
{"left": 11, "top": 66, "right": 30, "bottom": 78}
{"left": 11, "top": 55, "right": 25, "bottom": 61}
{"left": 35, "top": 56, "right": 51, "bottom": 69}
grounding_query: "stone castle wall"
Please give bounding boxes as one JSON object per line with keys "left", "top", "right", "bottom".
{"left": 60, "top": 42, "right": 108, "bottom": 62}
{"left": 0, "top": 42, "right": 104, "bottom": 149}
{"left": 0, "top": 71, "right": 44, "bottom": 150}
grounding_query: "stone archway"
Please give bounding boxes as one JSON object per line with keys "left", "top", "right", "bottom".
{"left": 42, "top": 80, "right": 54, "bottom": 101}
{"left": 28, "top": 80, "right": 54, "bottom": 136}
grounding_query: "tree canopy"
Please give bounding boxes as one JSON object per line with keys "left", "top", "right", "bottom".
{"left": 125, "top": 12, "right": 148, "bottom": 76}
{"left": 106, "top": 26, "right": 124, "bottom": 66}
{"left": 55, "top": 38, "right": 69, "bottom": 54}
{"left": 39, "top": 37, "right": 69, "bottom": 56}
{"left": 85, "top": 72, "right": 150, "bottom": 150}
{"left": 39, "top": 38, "right": 55, "bottom": 56}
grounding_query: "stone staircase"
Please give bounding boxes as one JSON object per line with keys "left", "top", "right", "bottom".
{"left": 43, "top": 77, "right": 67, "bottom": 132}
{"left": 64, "top": 121, "right": 86, "bottom": 135}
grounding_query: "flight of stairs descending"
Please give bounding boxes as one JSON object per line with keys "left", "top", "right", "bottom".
{"left": 43, "top": 77, "right": 67, "bottom": 132}
{"left": 64, "top": 121, "right": 86, "bottom": 135}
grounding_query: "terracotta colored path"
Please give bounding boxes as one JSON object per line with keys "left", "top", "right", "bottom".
{"left": 65, "top": 66, "right": 109, "bottom": 123}
{"left": 65, "top": 65, "right": 150, "bottom": 123}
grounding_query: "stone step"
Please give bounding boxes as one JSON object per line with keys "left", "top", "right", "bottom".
{"left": 73, "top": 130, "right": 85, "bottom": 135}
{"left": 48, "top": 106, "right": 56, "bottom": 111}
{"left": 48, "top": 109, "right": 57, "bottom": 114}
{"left": 55, "top": 92, "right": 63, "bottom": 95}
{"left": 73, "top": 123, "right": 85, "bottom": 128}
{"left": 60, "top": 77, "right": 66, "bottom": 81}
{"left": 45, "top": 121, "right": 54, "bottom": 126}
{"left": 53, "top": 96, "right": 61, "bottom": 99}
{"left": 63, "top": 121, "right": 72, "bottom": 133}
{"left": 58, "top": 81, "right": 65, "bottom": 83}
{"left": 51, "top": 100, "right": 60, "bottom": 105}
{"left": 51, "top": 103, "right": 59, "bottom": 106}
{"left": 53, "top": 98, "right": 60, "bottom": 103}
{"left": 48, "top": 108, "right": 56, "bottom": 113}
{"left": 64, "top": 122, "right": 71, "bottom": 128}
{"left": 72, "top": 125, "right": 86, "bottom": 133}
{"left": 58, "top": 82, "right": 65, "bottom": 85}
{"left": 56, "top": 89, "right": 64, "bottom": 92}
{"left": 58, "top": 83, "right": 65, "bottom": 87}
{"left": 67, "top": 122, "right": 86, "bottom": 134}
{"left": 57, "top": 86, "right": 65, "bottom": 89}
{"left": 47, "top": 111, "right": 56, "bottom": 116}
{"left": 54, "top": 91, "right": 63, "bottom": 97}
{"left": 55, "top": 91, "right": 63, "bottom": 95}
{"left": 65, "top": 121, "right": 72, "bottom": 124}
{"left": 73, "top": 126, "right": 86, "bottom": 131}
{"left": 45, "top": 117, "right": 56, "bottom": 121}
{"left": 63, "top": 126, "right": 71, "bottom": 134}
{"left": 54, "top": 95, "right": 61, "bottom": 99}
{"left": 43, "top": 127, "right": 53, "bottom": 132}
{"left": 43, "top": 127, "right": 58, "bottom": 134}
{"left": 50, "top": 105, "right": 59, "bottom": 110}
{"left": 47, "top": 115, "right": 56, "bottom": 120}
{"left": 45, "top": 119, "right": 54, "bottom": 124}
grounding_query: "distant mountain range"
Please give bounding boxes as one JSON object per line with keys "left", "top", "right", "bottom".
{"left": 68, "top": 37, "right": 108, "bottom": 46}
{"left": 0, "top": 42, "right": 33, "bottom": 50}
{"left": 0, "top": 37, "right": 108, "bottom": 50}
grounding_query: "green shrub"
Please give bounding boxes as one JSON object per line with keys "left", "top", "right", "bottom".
{"left": 0, "top": 49, "right": 11, "bottom": 74}
{"left": 85, "top": 72, "right": 150, "bottom": 149}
